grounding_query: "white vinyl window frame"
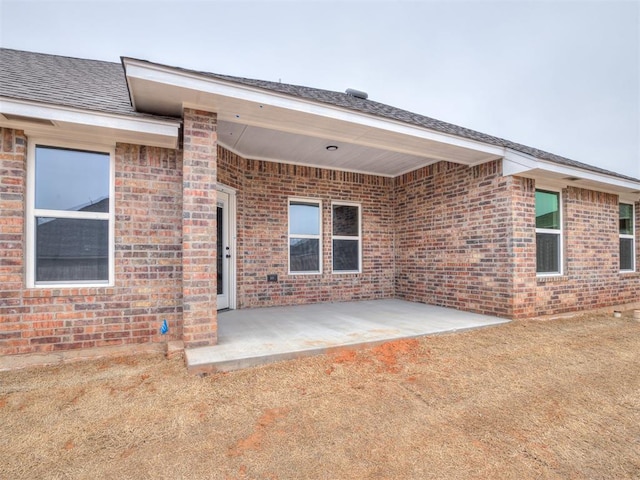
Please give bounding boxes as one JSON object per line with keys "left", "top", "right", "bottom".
{"left": 26, "top": 138, "right": 115, "bottom": 288}
{"left": 619, "top": 202, "right": 636, "bottom": 273}
{"left": 288, "top": 198, "right": 322, "bottom": 275}
{"left": 535, "top": 188, "right": 563, "bottom": 277}
{"left": 331, "top": 201, "right": 362, "bottom": 274}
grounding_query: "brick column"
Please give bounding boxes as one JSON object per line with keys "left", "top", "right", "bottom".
{"left": 182, "top": 109, "right": 218, "bottom": 347}
{"left": 0, "top": 129, "right": 27, "bottom": 355}
{"left": 508, "top": 175, "right": 537, "bottom": 318}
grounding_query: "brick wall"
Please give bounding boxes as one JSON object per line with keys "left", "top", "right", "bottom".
{"left": 533, "top": 186, "right": 640, "bottom": 316}
{"left": 219, "top": 152, "right": 639, "bottom": 317}
{"left": 507, "top": 176, "right": 537, "bottom": 318}
{"left": 394, "top": 160, "right": 517, "bottom": 317}
{"left": 217, "top": 148, "right": 395, "bottom": 308}
{"left": 114, "top": 143, "right": 183, "bottom": 341}
{"left": 394, "top": 161, "right": 640, "bottom": 318}
{"left": 0, "top": 128, "right": 183, "bottom": 355}
{"left": 181, "top": 109, "right": 218, "bottom": 347}
{"left": 0, "top": 129, "right": 26, "bottom": 352}
{"left": 2, "top": 123, "right": 639, "bottom": 358}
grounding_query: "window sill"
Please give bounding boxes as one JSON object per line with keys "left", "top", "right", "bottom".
{"left": 536, "top": 275, "right": 567, "bottom": 284}
{"left": 24, "top": 286, "right": 115, "bottom": 298}
{"left": 620, "top": 271, "right": 639, "bottom": 277}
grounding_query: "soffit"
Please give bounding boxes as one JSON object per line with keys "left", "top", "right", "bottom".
{"left": 504, "top": 150, "right": 640, "bottom": 198}
{"left": 125, "top": 66, "right": 504, "bottom": 177}
{"left": 0, "top": 98, "right": 180, "bottom": 149}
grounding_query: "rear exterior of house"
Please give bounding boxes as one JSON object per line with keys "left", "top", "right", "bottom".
{"left": 1, "top": 48, "right": 638, "bottom": 359}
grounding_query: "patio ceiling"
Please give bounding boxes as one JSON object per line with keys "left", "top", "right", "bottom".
{"left": 217, "top": 122, "right": 459, "bottom": 177}
{"left": 124, "top": 59, "right": 505, "bottom": 177}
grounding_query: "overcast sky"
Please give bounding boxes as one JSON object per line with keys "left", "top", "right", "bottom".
{"left": 1, "top": 0, "right": 638, "bottom": 177}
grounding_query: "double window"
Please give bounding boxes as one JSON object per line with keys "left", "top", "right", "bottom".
{"left": 288, "top": 199, "right": 362, "bottom": 274}
{"left": 27, "top": 142, "right": 114, "bottom": 287}
{"left": 619, "top": 203, "right": 635, "bottom": 272}
{"left": 535, "top": 189, "right": 562, "bottom": 275}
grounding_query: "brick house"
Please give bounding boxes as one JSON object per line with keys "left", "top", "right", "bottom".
{"left": 1, "top": 48, "right": 639, "bottom": 358}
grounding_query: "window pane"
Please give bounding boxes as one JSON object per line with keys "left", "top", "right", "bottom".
{"left": 290, "top": 238, "right": 319, "bottom": 272}
{"left": 36, "top": 217, "right": 108, "bottom": 282}
{"left": 535, "top": 190, "right": 560, "bottom": 229}
{"left": 289, "top": 202, "right": 319, "bottom": 235}
{"left": 620, "top": 238, "right": 634, "bottom": 271}
{"left": 620, "top": 203, "right": 634, "bottom": 235}
{"left": 536, "top": 232, "right": 560, "bottom": 274}
{"left": 35, "top": 146, "right": 110, "bottom": 212}
{"left": 333, "top": 205, "right": 359, "bottom": 236}
{"left": 333, "top": 239, "right": 359, "bottom": 271}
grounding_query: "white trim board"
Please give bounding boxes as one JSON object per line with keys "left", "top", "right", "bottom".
{"left": 0, "top": 97, "right": 180, "bottom": 149}
{"left": 123, "top": 59, "right": 505, "bottom": 159}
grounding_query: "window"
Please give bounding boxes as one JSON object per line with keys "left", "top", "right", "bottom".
{"left": 27, "top": 142, "right": 114, "bottom": 287}
{"left": 535, "top": 189, "right": 562, "bottom": 275}
{"left": 332, "top": 203, "right": 361, "bottom": 273}
{"left": 619, "top": 203, "right": 635, "bottom": 272}
{"left": 289, "top": 199, "right": 321, "bottom": 273}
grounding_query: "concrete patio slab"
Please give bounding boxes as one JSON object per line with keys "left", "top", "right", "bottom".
{"left": 185, "top": 299, "right": 509, "bottom": 373}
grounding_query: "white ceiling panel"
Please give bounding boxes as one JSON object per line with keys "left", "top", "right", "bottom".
{"left": 218, "top": 121, "right": 442, "bottom": 177}
{"left": 125, "top": 64, "right": 505, "bottom": 177}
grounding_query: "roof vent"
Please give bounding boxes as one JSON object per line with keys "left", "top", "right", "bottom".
{"left": 345, "top": 88, "right": 368, "bottom": 100}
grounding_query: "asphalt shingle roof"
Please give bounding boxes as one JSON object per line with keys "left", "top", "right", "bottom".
{"left": 2, "top": 48, "right": 637, "bottom": 183}
{"left": 0, "top": 48, "right": 161, "bottom": 120}
{"left": 190, "top": 67, "right": 639, "bottom": 183}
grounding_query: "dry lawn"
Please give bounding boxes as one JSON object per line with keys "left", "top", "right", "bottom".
{"left": 1, "top": 311, "right": 639, "bottom": 479}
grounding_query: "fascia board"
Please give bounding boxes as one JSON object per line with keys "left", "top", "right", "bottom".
{"left": 535, "top": 159, "right": 640, "bottom": 192}
{"left": 0, "top": 97, "right": 180, "bottom": 144}
{"left": 504, "top": 148, "right": 640, "bottom": 193}
{"left": 123, "top": 59, "right": 505, "bottom": 158}
{"left": 503, "top": 149, "right": 539, "bottom": 176}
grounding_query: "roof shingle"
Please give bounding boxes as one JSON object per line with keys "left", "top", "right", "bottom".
{"left": 0, "top": 48, "right": 160, "bottom": 120}
{"left": 191, "top": 67, "right": 638, "bottom": 182}
{"left": 2, "top": 48, "right": 637, "bottom": 183}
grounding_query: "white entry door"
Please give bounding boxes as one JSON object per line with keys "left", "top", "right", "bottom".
{"left": 216, "top": 189, "right": 233, "bottom": 310}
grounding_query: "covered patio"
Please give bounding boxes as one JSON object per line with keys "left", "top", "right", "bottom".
{"left": 185, "top": 299, "right": 509, "bottom": 373}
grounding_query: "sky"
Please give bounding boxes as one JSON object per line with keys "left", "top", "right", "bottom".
{"left": 1, "top": 0, "right": 638, "bottom": 177}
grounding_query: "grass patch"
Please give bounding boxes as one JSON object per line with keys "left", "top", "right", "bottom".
{"left": 1, "top": 311, "right": 639, "bottom": 479}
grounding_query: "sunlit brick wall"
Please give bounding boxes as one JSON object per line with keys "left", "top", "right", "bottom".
{"left": 0, "top": 127, "right": 184, "bottom": 355}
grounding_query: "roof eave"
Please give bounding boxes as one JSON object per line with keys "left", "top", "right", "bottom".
{"left": 504, "top": 148, "right": 640, "bottom": 199}
{"left": 122, "top": 57, "right": 505, "bottom": 160}
{"left": 0, "top": 97, "right": 180, "bottom": 149}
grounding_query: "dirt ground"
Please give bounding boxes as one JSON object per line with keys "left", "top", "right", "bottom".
{"left": 1, "top": 311, "right": 639, "bottom": 480}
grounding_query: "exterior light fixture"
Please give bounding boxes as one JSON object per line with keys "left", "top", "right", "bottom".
{"left": 326, "top": 145, "right": 338, "bottom": 151}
